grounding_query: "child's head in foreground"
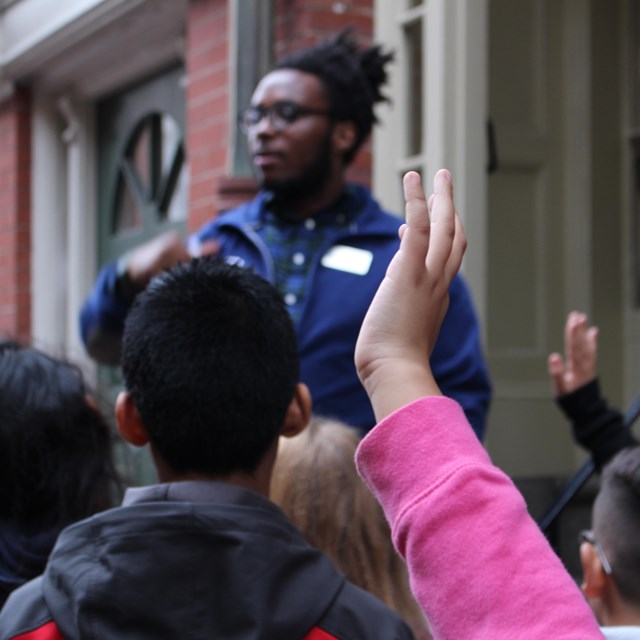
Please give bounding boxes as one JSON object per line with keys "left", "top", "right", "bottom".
{"left": 118, "top": 257, "right": 309, "bottom": 481}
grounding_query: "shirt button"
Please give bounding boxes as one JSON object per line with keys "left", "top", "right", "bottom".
{"left": 292, "top": 252, "right": 305, "bottom": 265}
{"left": 304, "top": 218, "right": 316, "bottom": 230}
{"left": 284, "top": 293, "right": 297, "bottom": 306}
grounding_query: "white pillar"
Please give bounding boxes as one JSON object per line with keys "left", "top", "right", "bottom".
{"left": 58, "top": 94, "right": 97, "bottom": 375}
{"left": 31, "top": 91, "right": 67, "bottom": 354}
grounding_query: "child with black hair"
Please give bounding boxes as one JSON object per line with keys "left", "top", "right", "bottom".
{"left": 80, "top": 28, "right": 491, "bottom": 440}
{"left": 580, "top": 446, "right": 640, "bottom": 638}
{"left": 0, "top": 260, "right": 414, "bottom": 638}
{"left": 0, "top": 341, "right": 119, "bottom": 609}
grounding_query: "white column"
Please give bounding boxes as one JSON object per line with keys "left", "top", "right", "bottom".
{"left": 453, "top": 0, "right": 488, "bottom": 328}
{"left": 31, "top": 91, "right": 67, "bottom": 354}
{"left": 58, "top": 94, "right": 97, "bottom": 376}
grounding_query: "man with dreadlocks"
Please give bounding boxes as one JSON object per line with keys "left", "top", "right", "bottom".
{"left": 80, "top": 30, "right": 491, "bottom": 438}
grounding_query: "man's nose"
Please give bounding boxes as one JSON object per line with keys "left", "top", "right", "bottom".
{"left": 254, "top": 111, "right": 276, "bottom": 137}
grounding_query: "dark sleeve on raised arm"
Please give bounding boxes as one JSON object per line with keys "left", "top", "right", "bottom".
{"left": 79, "top": 260, "right": 138, "bottom": 366}
{"left": 430, "top": 274, "right": 492, "bottom": 440}
{"left": 557, "top": 378, "right": 639, "bottom": 468}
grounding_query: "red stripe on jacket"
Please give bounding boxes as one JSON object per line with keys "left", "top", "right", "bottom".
{"left": 11, "top": 621, "right": 64, "bottom": 640}
{"left": 304, "top": 627, "right": 339, "bottom": 640}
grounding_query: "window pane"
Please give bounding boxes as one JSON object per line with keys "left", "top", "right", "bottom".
{"left": 233, "top": 0, "right": 273, "bottom": 176}
{"left": 131, "top": 125, "right": 150, "bottom": 196}
{"left": 160, "top": 114, "right": 187, "bottom": 222}
{"left": 167, "top": 163, "right": 189, "bottom": 223}
{"left": 161, "top": 114, "right": 181, "bottom": 177}
{"left": 632, "top": 2, "right": 640, "bottom": 128}
{"left": 113, "top": 174, "right": 143, "bottom": 233}
{"left": 404, "top": 19, "right": 423, "bottom": 156}
{"left": 631, "top": 2, "right": 640, "bottom": 306}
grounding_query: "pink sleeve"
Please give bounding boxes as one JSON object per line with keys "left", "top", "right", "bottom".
{"left": 355, "top": 396, "right": 604, "bottom": 640}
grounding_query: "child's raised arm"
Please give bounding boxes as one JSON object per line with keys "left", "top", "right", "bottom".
{"left": 354, "top": 170, "right": 605, "bottom": 640}
{"left": 355, "top": 169, "right": 465, "bottom": 422}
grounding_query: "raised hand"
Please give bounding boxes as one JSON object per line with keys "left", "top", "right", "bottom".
{"left": 125, "top": 231, "right": 219, "bottom": 289}
{"left": 355, "top": 169, "right": 466, "bottom": 421}
{"left": 547, "top": 311, "right": 598, "bottom": 397}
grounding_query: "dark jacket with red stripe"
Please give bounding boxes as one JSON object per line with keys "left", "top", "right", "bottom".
{"left": 0, "top": 481, "right": 414, "bottom": 640}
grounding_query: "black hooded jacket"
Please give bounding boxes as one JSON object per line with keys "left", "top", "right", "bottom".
{"left": 0, "top": 481, "right": 414, "bottom": 639}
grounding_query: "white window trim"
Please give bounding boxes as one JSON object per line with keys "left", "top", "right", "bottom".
{"left": 374, "top": 0, "right": 488, "bottom": 326}
{"left": 31, "top": 91, "right": 97, "bottom": 378}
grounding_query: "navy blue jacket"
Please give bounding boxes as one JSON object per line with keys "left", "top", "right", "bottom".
{"left": 0, "top": 482, "right": 414, "bottom": 639}
{"left": 80, "top": 185, "right": 491, "bottom": 436}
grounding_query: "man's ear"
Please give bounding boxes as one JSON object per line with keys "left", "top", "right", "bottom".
{"left": 332, "top": 121, "right": 357, "bottom": 157}
{"left": 580, "top": 540, "right": 607, "bottom": 599}
{"left": 115, "top": 391, "right": 150, "bottom": 447}
{"left": 281, "top": 383, "right": 312, "bottom": 438}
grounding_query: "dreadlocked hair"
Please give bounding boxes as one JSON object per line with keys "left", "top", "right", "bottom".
{"left": 275, "top": 28, "right": 394, "bottom": 165}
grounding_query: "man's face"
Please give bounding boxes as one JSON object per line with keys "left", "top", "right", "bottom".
{"left": 244, "top": 69, "right": 337, "bottom": 200}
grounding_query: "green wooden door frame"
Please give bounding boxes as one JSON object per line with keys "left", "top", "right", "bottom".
{"left": 95, "top": 65, "right": 186, "bottom": 486}
{"left": 97, "top": 65, "right": 187, "bottom": 264}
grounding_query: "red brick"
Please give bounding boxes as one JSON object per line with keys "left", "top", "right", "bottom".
{"left": 186, "top": 66, "right": 228, "bottom": 101}
{"left": 188, "top": 39, "right": 228, "bottom": 74}
{"left": 0, "top": 87, "right": 31, "bottom": 337}
{"left": 303, "top": 11, "right": 372, "bottom": 36}
{"left": 188, "top": 97, "right": 229, "bottom": 130}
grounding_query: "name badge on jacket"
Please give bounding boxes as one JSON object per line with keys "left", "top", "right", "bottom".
{"left": 321, "top": 245, "right": 373, "bottom": 276}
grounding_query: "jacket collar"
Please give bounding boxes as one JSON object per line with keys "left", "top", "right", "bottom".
{"left": 122, "top": 480, "right": 283, "bottom": 518}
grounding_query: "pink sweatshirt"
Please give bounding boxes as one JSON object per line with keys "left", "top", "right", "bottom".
{"left": 355, "top": 396, "right": 604, "bottom": 640}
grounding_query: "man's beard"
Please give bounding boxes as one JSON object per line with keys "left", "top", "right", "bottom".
{"left": 258, "top": 130, "right": 333, "bottom": 205}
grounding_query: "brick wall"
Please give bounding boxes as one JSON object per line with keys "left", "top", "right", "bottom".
{"left": 185, "top": 0, "right": 230, "bottom": 231}
{"left": 273, "top": 0, "right": 374, "bottom": 187}
{"left": 0, "top": 88, "right": 32, "bottom": 340}
{"left": 185, "top": 0, "right": 374, "bottom": 229}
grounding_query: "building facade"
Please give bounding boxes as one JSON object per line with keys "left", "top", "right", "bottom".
{"left": 1, "top": 0, "right": 638, "bottom": 549}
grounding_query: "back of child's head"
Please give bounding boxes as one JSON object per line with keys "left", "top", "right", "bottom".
{"left": 121, "top": 257, "right": 299, "bottom": 477}
{"left": 271, "top": 417, "right": 430, "bottom": 639}
{"left": 593, "top": 445, "right": 640, "bottom": 605}
{"left": 0, "top": 340, "right": 117, "bottom": 532}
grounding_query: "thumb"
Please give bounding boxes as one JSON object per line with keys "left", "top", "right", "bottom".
{"left": 187, "top": 238, "right": 220, "bottom": 258}
{"left": 200, "top": 240, "right": 220, "bottom": 257}
{"left": 547, "top": 353, "right": 566, "bottom": 396}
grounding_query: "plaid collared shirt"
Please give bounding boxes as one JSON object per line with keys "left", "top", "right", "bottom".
{"left": 260, "top": 188, "right": 361, "bottom": 324}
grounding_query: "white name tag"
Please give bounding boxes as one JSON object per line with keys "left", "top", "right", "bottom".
{"left": 321, "top": 245, "right": 373, "bottom": 276}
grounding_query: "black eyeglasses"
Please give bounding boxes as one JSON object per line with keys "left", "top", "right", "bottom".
{"left": 579, "top": 530, "right": 612, "bottom": 575}
{"left": 238, "top": 101, "right": 333, "bottom": 134}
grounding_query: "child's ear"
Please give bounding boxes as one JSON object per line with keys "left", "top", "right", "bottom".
{"left": 281, "top": 383, "right": 312, "bottom": 438}
{"left": 580, "top": 540, "right": 607, "bottom": 599}
{"left": 115, "top": 391, "right": 150, "bottom": 447}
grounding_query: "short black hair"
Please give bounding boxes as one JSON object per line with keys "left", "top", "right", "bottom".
{"left": 0, "top": 341, "right": 118, "bottom": 531}
{"left": 275, "top": 28, "right": 394, "bottom": 165}
{"left": 594, "top": 445, "right": 640, "bottom": 604}
{"left": 121, "top": 258, "right": 299, "bottom": 476}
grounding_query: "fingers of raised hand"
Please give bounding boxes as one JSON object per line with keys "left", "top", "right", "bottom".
{"left": 547, "top": 352, "right": 567, "bottom": 396}
{"left": 403, "top": 171, "right": 430, "bottom": 230}
{"left": 446, "top": 211, "right": 467, "bottom": 282}
{"left": 426, "top": 169, "right": 460, "bottom": 277}
{"left": 402, "top": 171, "right": 431, "bottom": 253}
{"left": 565, "top": 312, "right": 596, "bottom": 363}
{"left": 399, "top": 169, "right": 465, "bottom": 288}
